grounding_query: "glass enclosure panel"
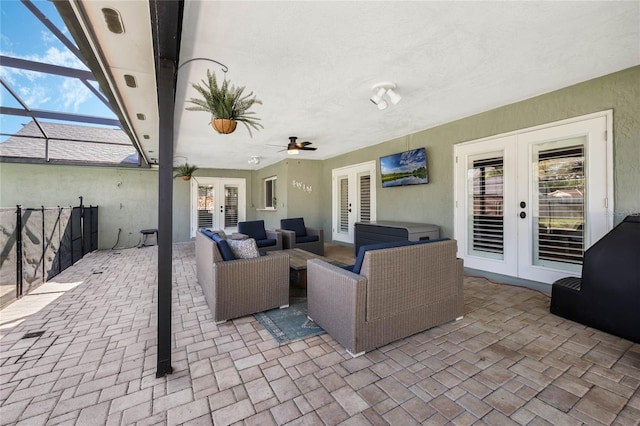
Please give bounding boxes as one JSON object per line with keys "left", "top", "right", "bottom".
{"left": 467, "top": 153, "right": 504, "bottom": 259}
{"left": 224, "top": 185, "right": 239, "bottom": 228}
{"left": 197, "top": 185, "right": 214, "bottom": 228}
{"left": 339, "top": 177, "right": 349, "bottom": 233}
{"left": 533, "top": 139, "right": 585, "bottom": 271}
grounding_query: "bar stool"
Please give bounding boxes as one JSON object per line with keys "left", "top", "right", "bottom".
{"left": 139, "top": 228, "right": 158, "bottom": 247}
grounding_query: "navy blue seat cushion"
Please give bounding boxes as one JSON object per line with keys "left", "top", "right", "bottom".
{"left": 255, "top": 238, "right": 277, "bottom": 248}
{"left": 202, "top": 230, "right": 236, "bottom": 261}
{"left": 350, "top": 238, "right": 450, "bottom": 274}
{"left": 295, "top": 235, "right": 319, "bottom": 244}
{"left": 238, "top": 220, "right": 267, "bottom": 241}
{"left": 281, "top": 218, "right": 307, "bottom": 237}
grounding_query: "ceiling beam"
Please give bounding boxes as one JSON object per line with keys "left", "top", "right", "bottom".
{"left": 0, "top": 55, "right": 95, "bottom": 80}
{"left": 1, "top": 106, "right": 121, "bottom": 127}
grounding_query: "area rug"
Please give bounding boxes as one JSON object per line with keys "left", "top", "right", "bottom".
{"left": 254, "top": 298, "right": 325, "bottom": 345}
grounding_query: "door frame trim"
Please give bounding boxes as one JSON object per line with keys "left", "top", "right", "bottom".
{"left": 454, "top": 110, "right": 613, "bottom": 280}
{"left": 331, "top": 160, "right": 377, "bottom": 243}
{"left": 190, "top": 177, "right": 246, "bottom": 237}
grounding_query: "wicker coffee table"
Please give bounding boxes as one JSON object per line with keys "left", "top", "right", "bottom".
{"left": 283, "top": 248, "right": 347, "bottom": 288}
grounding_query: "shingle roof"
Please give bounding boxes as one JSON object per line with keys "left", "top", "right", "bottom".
{"left": 0, "top": 121, "right": 139, "bottom": 165}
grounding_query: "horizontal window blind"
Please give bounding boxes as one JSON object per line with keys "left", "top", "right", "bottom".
{"left": 224, "top": 187, "right": 239, "bottom": 228}
{"left": 339, "top": 178, "right": 349, "bottom": 232}
{"left": 536, "top": 145, "right": 584, "bottom": 265}
{"left": 359, "top": 174, "right": 371, "bottom": 223}
{"left": 472, "top": 157, "right": 504, "bottom": 255}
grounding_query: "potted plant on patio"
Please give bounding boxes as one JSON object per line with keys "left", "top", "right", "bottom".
{"left": 173, "top": 162, "right": 199, "bottom": 181}
{"left": 185, "top": 69, "right": 263, "bottom": 137}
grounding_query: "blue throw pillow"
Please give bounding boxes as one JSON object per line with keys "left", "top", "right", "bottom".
{"left": 281, "top": 218, "right": 307, "bottom": 237}
{"left": 211, "top": 233, "right": 236, "bottom": 261}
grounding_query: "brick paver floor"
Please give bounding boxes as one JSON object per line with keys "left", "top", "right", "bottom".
{"left": 1, "top": 242, "right": 638, "bottom": 425}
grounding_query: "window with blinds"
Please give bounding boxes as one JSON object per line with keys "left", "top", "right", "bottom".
{"left": 197, "top": 185, "right": 214, "bottom": 228}
{"left": 535, "top": 145, "right": 585, "bottom": 265}
{"left": 339, "top": 177, "right": 349, "bottom": 232}
{"left": 224, "top": 186, "right": 239, "bottom": 228}
{"left": 470, "top": 156, "right": 504, "bottom": 258}
{"left": 359, "top": 174, "right": 371, "bottom": 223}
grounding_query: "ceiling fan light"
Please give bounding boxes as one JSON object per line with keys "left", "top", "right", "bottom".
{"left": 287, "top": 148, "right": 299, "bottom": 155}
{"left": 386, "top": 88, "right": 402, "bottom": 104}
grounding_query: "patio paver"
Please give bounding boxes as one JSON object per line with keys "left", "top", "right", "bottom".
{"left": 1, "top": 242, "right": 638, "bottom": 425}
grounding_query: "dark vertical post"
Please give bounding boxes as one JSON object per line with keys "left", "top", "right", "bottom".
{"left": 42, "top": 206, "right": 45, "bottom": 283}
{"left": 58, "top": 206, "right": 62, "bottom": 274}
{"left": 150, "top": 0, "right": 182, "bottom": 378}
{"left": 156, "top": 57, "right": 175, "bottom": 378}
{"left": 16, "top": 205, "right": 22, "bottom": 297}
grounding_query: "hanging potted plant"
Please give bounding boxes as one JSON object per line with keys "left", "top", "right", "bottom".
{"left": 173, "top": 162, "right": 199, "bottom": 181}
{"left": 185, "top": 69, "right": 263, "bottom": 136}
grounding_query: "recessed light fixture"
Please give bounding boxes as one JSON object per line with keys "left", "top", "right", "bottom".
{"left": 143, "top": 135, "right": 150, "bottom": 140}
{"left": 124, "top": 74, "right": 137, "bottom": 88}
{"left": 101, "top": 8, "right": 124, "bottom": 34}
{"left": 136, "top": 113, "right": 146, "bottom": 120}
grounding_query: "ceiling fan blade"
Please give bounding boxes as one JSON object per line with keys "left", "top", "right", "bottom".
{"left": 296, "top": 141, "right": 312, "bottom": 147}
{"left": 300, "top": 146, "right": 317, "bottom": 151}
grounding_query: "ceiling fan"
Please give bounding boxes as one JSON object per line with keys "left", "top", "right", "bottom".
{"left": 281, "top": 136, "right": 317, "bottom": 155}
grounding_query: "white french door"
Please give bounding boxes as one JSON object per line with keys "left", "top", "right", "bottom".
{"left": 190, "top": 178, "right": 246, "bottom": 237}
{"left": 332, "top": 161, "right": 376, "bottom": 243}
{"left": 454, "top": 111, "right": 613, "bottom": 284}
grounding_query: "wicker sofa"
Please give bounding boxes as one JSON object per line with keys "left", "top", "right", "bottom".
{"left": 307, "top": 239, "right": 464, "bottom": 356}
{"left": 195, "top": 230, "right": 289, "bottom": 323}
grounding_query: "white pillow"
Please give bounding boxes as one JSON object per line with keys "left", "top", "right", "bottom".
{"left": 227, "top": 238, "right": 260, "bottom": 259}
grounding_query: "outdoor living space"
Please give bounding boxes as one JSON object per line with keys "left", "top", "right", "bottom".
{"left": 1, "top": 242, "right": 639, "bottom": 426}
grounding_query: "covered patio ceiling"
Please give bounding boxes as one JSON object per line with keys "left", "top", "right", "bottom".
{"left": 37, "top": 1, "right": 640, "bottom": 170}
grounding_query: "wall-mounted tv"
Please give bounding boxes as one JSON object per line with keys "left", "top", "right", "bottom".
{"left": 380, "top": 147, "right": 428, "bottom": 188}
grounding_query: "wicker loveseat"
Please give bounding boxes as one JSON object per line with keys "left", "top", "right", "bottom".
{"left": 195, "top": 230, "right": 289, "bottom": 323}
{"left": 307, "top": 239, "right": 464, "bottom": 356}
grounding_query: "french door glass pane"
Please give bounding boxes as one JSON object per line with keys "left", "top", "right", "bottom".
{"left": 224, "top": 185, "right": 239, "bottom": 228}
{"left": 359, "top": 173, "right": 371, "bottom": 223}
{"left": 533, "top": 140, "right": 585, "bottom": 270}
{"left": 339, "top": 177, "right": 349, "bottom": 232}
{"left": 467, "top": 154, "right": 504, "bottom": 259}
{"left": 197, "top": 185, "right": 214, "bottom": 228}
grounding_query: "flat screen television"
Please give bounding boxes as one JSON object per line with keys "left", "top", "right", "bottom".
{"left": 380, "top": 147, "right": 428, "bottom": 188}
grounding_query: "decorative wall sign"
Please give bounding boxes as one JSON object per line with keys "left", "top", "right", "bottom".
{"left": 292, "top": 179, "right": 312, "bottom": 194}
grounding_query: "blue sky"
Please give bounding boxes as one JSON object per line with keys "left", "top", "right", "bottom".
{"left": 380, "top": 148, "right": 427, "bottom": 175}
{"left": 0, "top": 0, "right": 116, "bottom": 140}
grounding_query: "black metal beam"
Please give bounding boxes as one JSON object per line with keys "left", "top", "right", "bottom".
{"left": 0, "top": 155, "right": 141, "bottom": 168}
{"left": 1, "top": 106, "right": 121, "bottom": 127}
{"left": 151, "top": 0, "right": 183, "bottom": 378}
{"left": 0, "top": 56, "right": 95, "bottom": 80}
{"left": 0, "top": 133, "right": 133, "bottom": 147}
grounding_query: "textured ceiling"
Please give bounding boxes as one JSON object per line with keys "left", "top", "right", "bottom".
{"left": 75, "top": 1, "right": 640, "bottom": 171}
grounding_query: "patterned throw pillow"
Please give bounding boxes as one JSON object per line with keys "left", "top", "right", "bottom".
{"left": 227, "top": 238, "right": 260, "bottom": 259}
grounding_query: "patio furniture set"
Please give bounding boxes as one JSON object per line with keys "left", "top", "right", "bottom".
{"left": 195, "top": 218, "right": 465, "bottom": 356}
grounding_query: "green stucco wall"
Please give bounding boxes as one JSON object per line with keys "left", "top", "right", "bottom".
{"left": 0, "top": 163, "right": 159, "bottom": 249}
{"left": 322, "top": 66, "right": 640, "bottom": 238}
{"left": 2, "top": 67, "right": 637, "bottom": 249}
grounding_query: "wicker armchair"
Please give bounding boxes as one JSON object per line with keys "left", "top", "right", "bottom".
{"left": 307, "top": 239, "right": 464, "bottom": 356}
{"left": 278, "top": 217, "right": 324, "bottom": 255}
{"left": 195, "top": 231, "right": 289, "bottom": 323}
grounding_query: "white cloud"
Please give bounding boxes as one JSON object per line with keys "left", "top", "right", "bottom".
{"left": 60, "top": 79, "right": 91, "bottom": 112}
{"left": 41, "top": 30, "right": 57, "bottom": 44}
{"left": 18, "top": 85, "right": 51, "bottom": 109}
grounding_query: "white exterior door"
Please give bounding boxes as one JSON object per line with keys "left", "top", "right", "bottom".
{"left": 332, "top": 161, "right": 376, "bottom": 243}
{"left": 191, "top": 178, "right": 246, "bottom": 237}
{"left": 454, "top": 111, "right": 613, "bottom": 284}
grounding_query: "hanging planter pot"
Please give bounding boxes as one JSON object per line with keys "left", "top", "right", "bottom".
{"left": 173, "top": 162, "right": 198, "bottom": 181}
{"left": 211, "top": 118, "right": 238, "bottom": 134}
{"left": 185, "top": 69, "right": 263, "bottom": 137}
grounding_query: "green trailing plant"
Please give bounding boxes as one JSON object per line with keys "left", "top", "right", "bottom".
{"left": 185, "top": 69, "right": 263, "bottom": 137}
{"left": 173, "top": 162, "right": 199, "bottom": 180}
